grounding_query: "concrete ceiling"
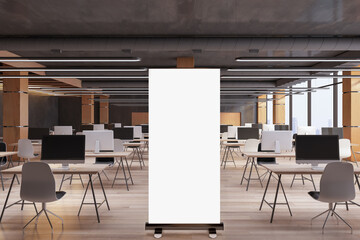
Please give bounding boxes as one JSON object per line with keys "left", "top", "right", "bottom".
{"left": 0, "top": 0, "right": 359, "bottom": 101}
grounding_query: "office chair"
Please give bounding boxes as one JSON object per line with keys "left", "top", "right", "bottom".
{"left": 308, "top": 162, "right": 355, "bottom": 234}
{"left": 0, "top": 142, "right": 7, "bottom": 190}
{"left": 240, "top": 139, "right": 262, "bottom": 191}
{"left": 17, "top": 139, "right": 37, "bottom": 163}
{"left": 339, "top": 139, "right": 358, "bottom": 166}
{"left": 256, "top": 143, "right": 276, "bottom": 182}
{"left": 21, "top": 162, "right": 66, "bottom": 230}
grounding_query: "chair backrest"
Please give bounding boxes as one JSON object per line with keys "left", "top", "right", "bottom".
{"left": 114, "top": 139, "right": 124, "bottom": 152}
{"left": 54, "top": 126, "right": 73, "bottom": 135}
{"left": 0, "top": 142, "right": 7, "bottom": 165}
{"left": 244, "top": 139, "right": 260, "bottom": 152}
{"left": 339, "top": 138, "right": 352, "bottom": 159}
{"left": 17, "top": 139, "right": 35, "bottom": 159}
{"left": 319, "top": 162, "right": 355, "bottom": 203}
{"left": 20, "top": 162, "right": 58, "bottom": 203}
{"left": 93, "top": 124, "right": 105, "bottom": 130}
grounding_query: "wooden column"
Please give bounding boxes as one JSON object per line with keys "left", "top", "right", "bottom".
{"left": 257, "top": 95, "right": 267, "bottom": 124}
{"left": 343, "top": 71, "right": 360, "bottom": 161}
{"left": 82, "top": 95, "right": 94, "bottom": 125}
{"left": 177, "top": 57, "right": 194, "bottom": 68}
{"left": 3, "top": 71, "right": 29, "bottom": 147}
{"left": 99, "top": 96, "right": 109, "bottom": 124}
{"left": 273, "top": 94, "right": 286, "bottom": 125}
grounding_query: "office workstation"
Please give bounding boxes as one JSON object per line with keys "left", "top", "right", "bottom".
{"left": 1, "top": 1, "right": 360, "bottom": 240}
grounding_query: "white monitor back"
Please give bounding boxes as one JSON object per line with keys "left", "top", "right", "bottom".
{"left": 297, "top": 126, "right": 316, "bottom": 135}
{"left": 54, "top": 126, "right": 73, "bottom": 135}
{"left": 93, "top": 124, "right": 105, "bottom": 130}
{"left": 245, "top": 123, "right": 252, "bottom": 127}
{"left": 263, "top": 124, "right": 275, "bottom": 131}
{"left": 114, "top": 123, "right": 122, "bottom": 128}
{"left": 227, "top": 126, "right": 238, "bottom": 138}
{"left": 124, "top": 126, "right": 142, "bottom": 138}
{"left": 83, "top": 130, "right": 114, "bottom": 151}
{"left": 261, "top": 130, "right": 293, "bottom": 151}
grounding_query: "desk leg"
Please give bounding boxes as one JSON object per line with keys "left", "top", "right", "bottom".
{"left": 260, "top": 171, "right": 272, "bottom": 211}
{"left": 0, "top": 175, "right": 15, "bottom": 222}
{"left": 355, "top": 174, "right": 360, "bottom": 191}
{"left": 223, "top": 147, "right": 229, "bottom": 169}
{"left": 270, "top": 174, "right": 281, "bottom": 223}
{"left": 124, "top": 157, "right": 134, "bottom": 185}
{"left": 120, "top": 157, "right": 129, "bottom": 191}
{"left": 78, "top": 178, "right": 90, "bottom": 216}
{"left": 280, "top": 180, "right": 292, "bottom": 216}
{"left": 221, "top": 147, "right": 226, "bottom": 166}
{"left": 351, "top": 146, "right": 359, "bottom": 167}
{"left": 98, "top": 173, "right": 110, "bottom": 210}
{"left": 246, "top": 158, "right": 254, "bottom": 191}
{"left": 89, "top": 174, "right": 100, "bottom": 223}
{"left": 240, "top": 157, "right": 250, "bottom": 185}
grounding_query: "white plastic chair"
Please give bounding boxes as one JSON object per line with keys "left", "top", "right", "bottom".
{"left": 308, "top": 162, "right": 355, "bottom": 234}
{"left": 21, "top": 162, "right": 66, "bottom": 230}
{"left": 18, "top": 139, "right": 37, "bottom": 162}
{"left": 339, "top": 138, "right": 352, "bottom": 160}
{"left": 240, "top": 139, "right": 262, "bottom": 191}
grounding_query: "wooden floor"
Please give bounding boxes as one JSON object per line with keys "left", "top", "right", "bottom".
{"left": 1, "top": 150, "right": 360, "bottom": 240}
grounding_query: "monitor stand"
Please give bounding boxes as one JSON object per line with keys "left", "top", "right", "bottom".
{"left": 58, "top": 163, "right": 70, "bottom": 170}
{"left": 311, "top": 163, "right": 324, "bottom": 171}
{"left": 274, "top": 140, "right": 281, "bottom": 154}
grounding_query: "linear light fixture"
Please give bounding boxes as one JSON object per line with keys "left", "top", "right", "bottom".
{"left": 0, "top": 76, "right": 148, "bottom": 79}
{"left": 235, "top": 57, "right": 360, "bottom": 62}
{"left": 227, "top": 68, "right": 359, "bottom": 72}
{"left": 0, "top": 57, "right": 141, "bottom": 62}
{"left": 0, "top": 68, "right": 147, "bottom": 72}
{"left": 221, "top": 75, "right": 357, "bottom": 79}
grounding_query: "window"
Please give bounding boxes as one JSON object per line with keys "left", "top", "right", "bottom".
{"left": 285, "top": 95, "right": 290, "bottom": 125}
{"left": 266, "top": 95, "right": 273, "bottom": 124}
{"left": 311, "top": 78, "right": 333, "bottom": 134}
{"left": 292, "top": 82, "right": 308, "bottom": 133}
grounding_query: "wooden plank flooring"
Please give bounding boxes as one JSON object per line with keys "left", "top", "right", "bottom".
{"left": 1, "top": 150, "right": 360, "bottom": 239}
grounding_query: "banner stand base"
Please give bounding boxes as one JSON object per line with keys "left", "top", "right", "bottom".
{"left": 145, "top": 223, "right": 224, "bottom": 239}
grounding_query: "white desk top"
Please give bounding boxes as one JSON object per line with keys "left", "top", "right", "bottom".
{"left": 243, "top": 151, "right": 295, "bottom": 158}
{"left": 85, "top": 151, "right": 131, "bottom": 158}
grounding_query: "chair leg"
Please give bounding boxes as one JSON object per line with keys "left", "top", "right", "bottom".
{"left": 46, "top": 209, "right": 64, "bottom": 226}
{"left": 23, "top": 209, "right": 44, "bottom": 229}
{"left": 0, "top": 171, "right": 4, "bottom": 191}
{"left": 322, "top": 210, "right": 332, "bottom": 234}
{"left": 43, "top": 209, "right": 53, "bottom": 230}
{"left": 332, "top": 210, "right": 353, "bottom": 234}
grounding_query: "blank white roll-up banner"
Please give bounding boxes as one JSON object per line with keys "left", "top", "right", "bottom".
{"left": 149, "top": 69, "right": 220, "bottom": 224}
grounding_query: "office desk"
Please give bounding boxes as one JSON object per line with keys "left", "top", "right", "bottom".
{"left": 86, "top": 152, "right": 133, "bottom": 190}
{"left": 221, "top": 142, "right": 246, "bottom": 169}
{"left": 123, "top": 142, "right": 146, "bottom": 169}
{"left": 241, "top": 152, "right": 295, "bottom": 191}
{"left": 0, "top": 164, "right": 110, "bottom": 223}
{"left": 0, "top": 152, "right": 19, "bottom": 190}
{"left": 259, "top": 163, "right": 360, "bottom": 223}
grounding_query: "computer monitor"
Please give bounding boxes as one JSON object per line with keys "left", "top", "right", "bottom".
{"left": 252, "top": 123, "right": 263, "bottom": 129}
{"left": 114, "top": 128, "right": 134, "bottom": 140}
{"left": 263, "top": 124, "right": 275, "bottom": 131}
{"left": 141, "top": 125, "right": 149, "bottom": 134}
{"left": 245, "top": 123, "right": 253, "bottom": 127}
{"left": 93, "top": 124, "right": 105, "bottom": 130}
{"left": 261, "top": 131, "right": 293, "bottom": 152}
{"left": 83, "top": 130, "right": 114, "bottom": 152}
{"left": 114, "top": 123, "right": 122, "bottom": 128}
{"left": 237, "top": 127, "right": 259, "bottom": 140}
{"left": 296, "top": 135, "right": 340, "bottom": 168}
{"left": 28, "top": 128, "right": 49, "bottom": 140}
{"left": 220, "top": 125, "right": 229, "bottom": 133}
{"left": 297, "top": 126, "right": 316, "bottom": 135}
{"left": 54, "top": 126, "right": 73, "bottom": 135}
{"left": 41, "top": 135, "right": 85, "bottom": 169}
{"left": 274, "top": 125, "right": 289, "bottom": 131}
{"left": 322, "top": 127, "right": 343, "bottom": 139}
{"left": 124, "top": 126, "right": 142, "bottom": 138}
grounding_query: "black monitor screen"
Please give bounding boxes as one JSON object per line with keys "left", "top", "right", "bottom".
{"left": 238, "top": 128, "right": 259, "bottom": 140}
{"left": 28, "top": 128, "right": 49, "bottom": 140}
{"left": 141, "top": 125, "right": 149, "bottom": 134}
{"left": 252, "top": 123, "right": 263, "bottom": 129}
{"left": 275, "top": 125, "right": 289, "bottom": 131}
{"left": 114, "top": 128, "right": 133, "bottom": 140}
{"left": 296, "top": 135, "right": 339, "bottom": 160}
{"left": 41, "top": 135, "right": 85, "bottom": 160}
{"left": 220, "top": 125, "right": 229, "bottom": 133}
{"left": 322, "top": 127, "right": 343, "bottom": 139}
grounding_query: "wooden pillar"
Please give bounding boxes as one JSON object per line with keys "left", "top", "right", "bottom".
{"left": 3, "top": 71, "right": 29, "bottom": 147}
{"left": 177, "top": 57, "right": 194, "bottom": 68}
{"left": 257, "top": 95, "right": 267, "bottom": 124}
{"left": 99, "top": 96, "right": 109, "bottom": 124}
{"left": 81, "top": 95, "right": 94, "bottom": 125}
{"left": 343, "top": 71, "right": 360, "bottom": 161}
{"left": 273, "top": 94, "right": 286, "bottom": 125}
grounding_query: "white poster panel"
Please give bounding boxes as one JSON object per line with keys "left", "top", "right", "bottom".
{"left": 149, "top": 69, "right": 220, "bottom": 224}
